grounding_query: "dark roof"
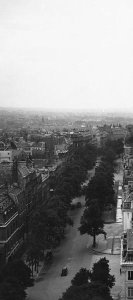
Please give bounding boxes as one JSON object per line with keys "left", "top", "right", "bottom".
{"left": 18, "top": 164, "right": 29, "bottom": 177}
{"left": 0, "top": 193, "right": 14, "bottom": 212}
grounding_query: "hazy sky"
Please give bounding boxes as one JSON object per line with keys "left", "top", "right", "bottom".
{"left": 0, "top": 0, "right": 133, "bottom": 112}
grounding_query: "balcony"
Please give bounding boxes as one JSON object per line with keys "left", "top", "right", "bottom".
{"left": 121, "top": 231, "right": 133, "bottom": 266}
{"left": 120, "top": 240, "right": 133, "bottom": 266}
{"left": 123, "top": 202, "right": 131, "bottom": 210}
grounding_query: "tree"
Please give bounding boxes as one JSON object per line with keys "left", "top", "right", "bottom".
{"left": 90, "top": 257, "right": 115, "bottom": 289}
{"left": 103, "top": 139, "right": 124, "bottom": 157}
{"left": 71, "top": 268, "right": 91, "bottom": 286}
{"left": 59, "top": 284, "right": 90, "bottom": 300}
{"left": 59, "top": 258, "right": 114, "bottom": 300}
{"left": 79, "top": 200, "right": 104, "bottom": 247}
{"left": 26, "top": 245, "right": 41, "bottom": 276}
{"left": 0, "top": 260, "right": 33, "bottom": 300}
{"left": 86, "top": 160, "right": 115, "bottom": 209}
{"left": 30, "top": 206, "right": 70, "bottom": 251}
{"left": 87, "top": 281, "right": 113, "bottom": 300}
{"left": 1, "top": 259, "right": 34, "bottom": 289}
{"left": 0, "top": 277, "right": 26, "bottom": 300}
{"left": 59, "top": 283, "right": 113, "bottom": 300}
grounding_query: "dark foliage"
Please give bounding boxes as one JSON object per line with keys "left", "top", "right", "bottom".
{"left": 79, "top": 200, "right": 104, "bottom": 247}
{"left": 59, "top": 258, "right": 115, "bottom": 300}
{"left": 0, "top": 259, "right": 33, "bottom": 300}
{"left": 90, "top": 257, "right": 115, "bottom": 289}
{"left": 28, "top": 143, "right": 97, "bottom": 260}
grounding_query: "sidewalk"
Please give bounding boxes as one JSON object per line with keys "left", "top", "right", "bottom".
{"left": 87, "top": 222, "right": 125, "bottom": 300}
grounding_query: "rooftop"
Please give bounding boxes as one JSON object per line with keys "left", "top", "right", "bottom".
{"left": 18, "top": 163, "right": 35, "bottom": 178}
{"left": 9, "top": 185, "right": 21, "bottom": 196}
{"left": 0, "top": 193, "right": 15, "bottom": 213}
{"left": 41, "top": 173, "right": 49, "bottom": 181}
{"left": 18, "top": 164, "right": 29, "bottom": 177}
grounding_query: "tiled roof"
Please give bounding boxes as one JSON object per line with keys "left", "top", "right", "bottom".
{"left": 28, "top": 166, "right": 35, "bottom": 174}
{"left": 41, "top": 173, "right": 49, "bottom": 181}
{"left": 9, "top": 186, "right": 21, "bottom": 196}
{"left": 18, "top": 164, "right": 29, "bottom": 177}
{"left": 8, "top": 186, "right": 23, "bottom": 206}
{"left": 0, "top": 194, "right": 13, "bottom": 212}
{"left": 18, "top": 163, "right": 35, "bottom": 178}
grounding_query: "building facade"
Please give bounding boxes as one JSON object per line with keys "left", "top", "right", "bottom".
{"left": 0, "top": 157, "right": 51, "bottom": 263}
{"left": 121, "top": 142, "right": 133, "bottom": 299}
{"left": 0, "top": 187, "right": 19, "bottom": 262}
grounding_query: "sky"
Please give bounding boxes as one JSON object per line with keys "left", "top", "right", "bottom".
{"left": 0, "top": 0, "right": 133, "bottom": 112}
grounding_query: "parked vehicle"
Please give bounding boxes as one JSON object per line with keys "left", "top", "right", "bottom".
{"left": 61, "top": 266, "right": 68, "bottom": 276}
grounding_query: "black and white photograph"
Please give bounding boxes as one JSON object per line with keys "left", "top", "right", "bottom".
{"left": 0, "top": 1, "right": 133, "bottom": 299}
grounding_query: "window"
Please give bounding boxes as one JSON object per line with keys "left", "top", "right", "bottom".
{"left": 128, "top": 287, "right": 133, "bottom": 298}
{"left": 128, "top": 271, "right": 133, "bottom": 280}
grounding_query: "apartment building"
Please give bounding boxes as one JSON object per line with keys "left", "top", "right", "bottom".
{"left": 0, "top": 156, "right": 52, "bottom": 263}
{"left": 121, "top": 230, "right": 133, "bottom": 299}
{"left": 121, "top": 143, "right": 133, "bottom": 299}
{"left": 0, "top": 150, "right": 13, "bottom": 163}
{"left": 0, "top": 187, "right": 19, "bottom": 262}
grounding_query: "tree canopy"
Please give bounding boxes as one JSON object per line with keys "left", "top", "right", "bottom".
{"left": 90, "top": 257, "right": 115, "bottom": 289}
{"left": 79, "top": 199, "right": 104, "bottom": 247}
{"left": 28, "top": 142, "right": 97, "bottom": 263}
{"left": 59, "top": 258, "right": 115, "bottom": 300}
{"left": 0, "top": 259, "right": 33, "bottom": 300}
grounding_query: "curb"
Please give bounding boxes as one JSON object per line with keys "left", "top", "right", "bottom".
{"left": 88, "top": 247, "right": 120, "bottom": 256}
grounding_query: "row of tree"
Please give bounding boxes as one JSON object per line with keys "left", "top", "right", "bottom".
{"left": 0, "top": 259, "right": 33, "bottom": 300}
{"left": 27, "top": 143, "right": 97, "bottom": 267}
{"left": 79, "top": 138, "right": 124, "bottom": 247}
{"left": 99, "top": 138, "right": 124, "bottom": 159}
{"left": 59, "top": 257, "right": 115, "bottom": 300}
{"left": 59, "top": 139, "right": 123, "bottom": 300}
{"left": 0, "top": 142, "right": 97, "bottom": 299}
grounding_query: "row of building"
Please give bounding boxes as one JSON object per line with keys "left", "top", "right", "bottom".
{"left": 121, "top": 142, "right": 133, "bottom": 299}
{"left": 0, "top": 130, "right": 93, "bottom": 265}
{"left": 0, "top": 123, "right": 127, "bottom": 266}
{"left": 0, "top": 158, "right": 51, "bottom": 265}
{"left": 0, "top": 124, "right": 127, "bottom": 163}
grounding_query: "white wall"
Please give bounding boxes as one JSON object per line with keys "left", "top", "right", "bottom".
{"left": 123, "top": 211, "right": 132, "bottom": 231}
{"left": 0, "top": 150, "right": 13, "bottom": 162}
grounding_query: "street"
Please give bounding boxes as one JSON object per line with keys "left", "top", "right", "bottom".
{"left": 27, "top": 161, "right": 124, "bottom": 300}
{"left": 27, "top": 196, "right": 94, "bottom": 300}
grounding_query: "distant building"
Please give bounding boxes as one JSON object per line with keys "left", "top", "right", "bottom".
{"left": 0, "top": 141, "right": 5, "bottom": 151}
{"left": 0, "top": 150, "right": 13, "bottom": 163}
{"left": 95, "top": 127, "right": 109, "bottom": 147}
{"left": 124, "top": 144, "right": 133, "bottom": 157}
{"left": 16, "top": 141, "right": 32, "bottom": 156}
{"left": 70, "top": 132, "right": 92, "bottom": 148}
{"left": 110, "top": 126, "right": 126, "bottom": 141}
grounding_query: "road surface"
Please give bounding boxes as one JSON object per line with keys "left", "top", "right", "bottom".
{"left": 27, "top": 196, "right": 93, "bottom": 300}
{"left": 27, "top": 160, "right": 123, "bottom": 300}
